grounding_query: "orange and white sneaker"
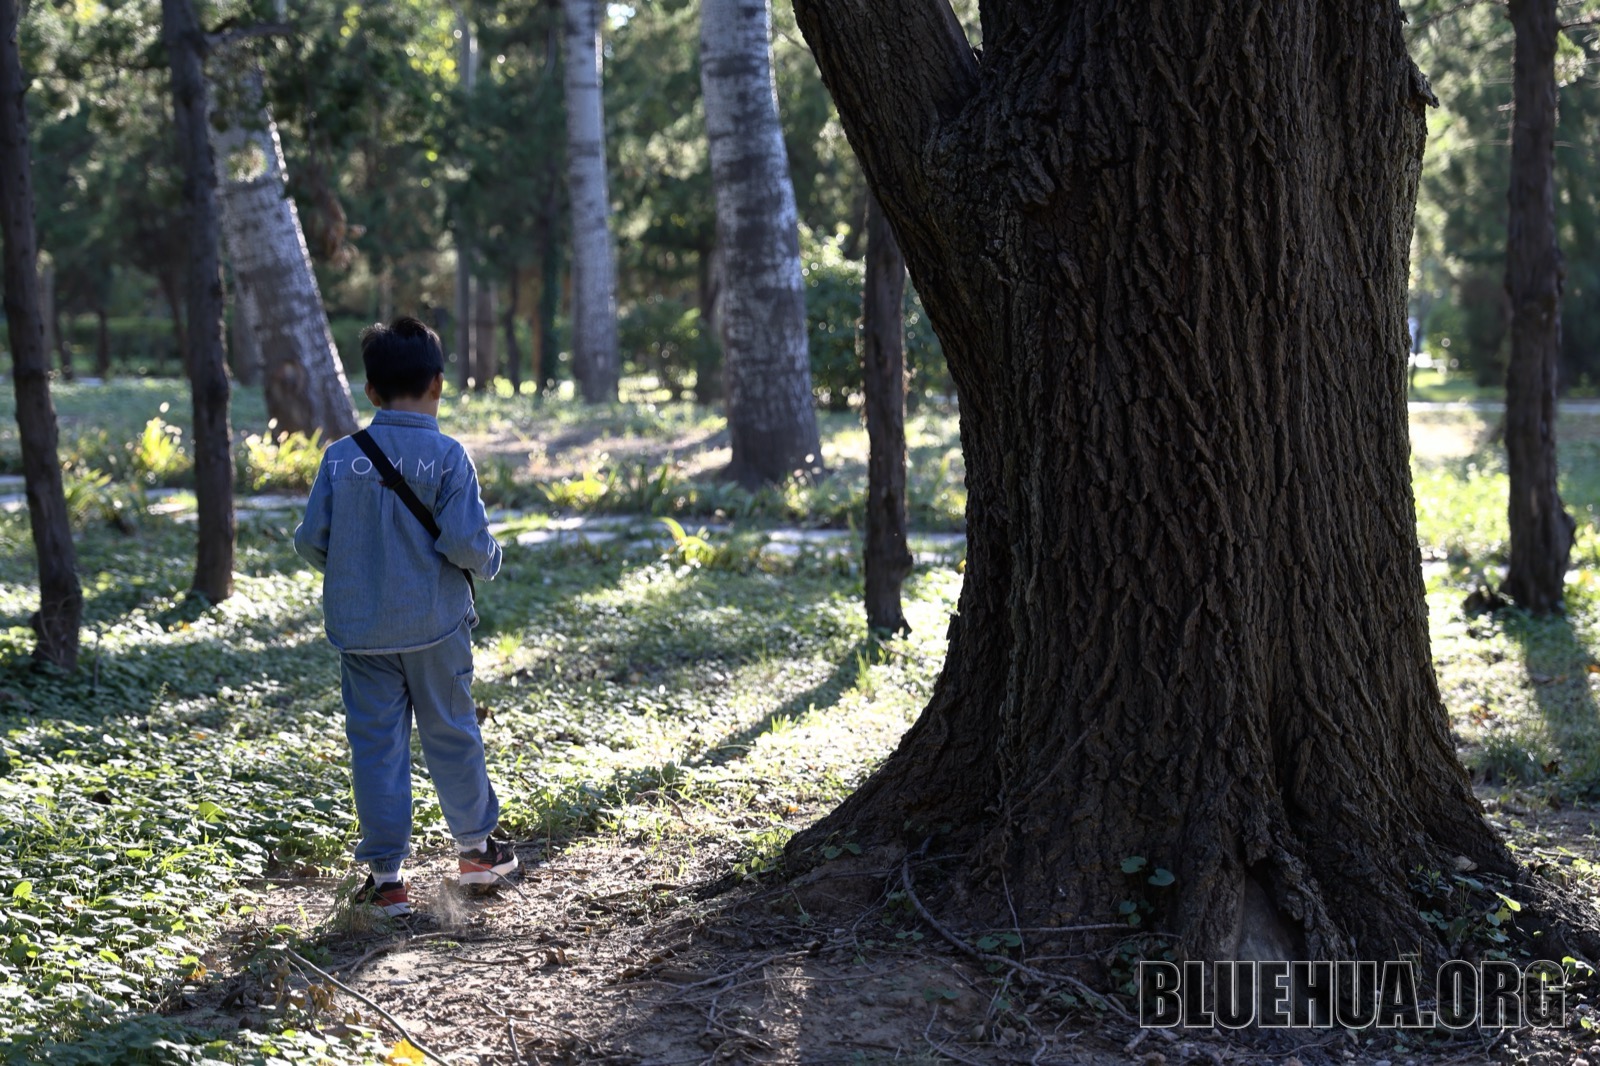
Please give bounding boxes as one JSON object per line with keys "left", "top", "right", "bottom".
{"left": 459, "top": 838, "right": 519, "bottom": 887}
{"left": 357, "top": 874, "right": 411, "bottom": 917}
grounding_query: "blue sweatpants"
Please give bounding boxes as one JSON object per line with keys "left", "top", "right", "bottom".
{"left": 339, "top": 621, "right": 500, "bottom": 877}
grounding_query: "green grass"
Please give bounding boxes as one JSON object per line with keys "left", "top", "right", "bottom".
{"left": 1411, "top": 408, "right": 1600, "bottom": 800}
{"left": 1407, "top": 367, "right": 1500, "bottom": 404}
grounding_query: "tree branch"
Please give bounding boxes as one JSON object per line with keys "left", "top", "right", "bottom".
{"left": 791, "top": 0, "right": 978, "bottom": 217}
{"left": 206, "top": 22, "right": 293, "bottom": 53}
{"left": 1409, "top": 0, "right": 1507, "bottom": 31}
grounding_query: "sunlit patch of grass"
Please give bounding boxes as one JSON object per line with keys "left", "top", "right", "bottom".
{"left": 1430, "top": 570, "right": 1600, "bottom": 800}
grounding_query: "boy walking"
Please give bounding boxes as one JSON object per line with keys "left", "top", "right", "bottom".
{"left": 295, "top": 317, "right": 517, "bottom": 916}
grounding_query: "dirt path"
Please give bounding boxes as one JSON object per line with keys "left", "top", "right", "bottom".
{"left": 163, "top": 786, "right": 1600, "bottom": 1065}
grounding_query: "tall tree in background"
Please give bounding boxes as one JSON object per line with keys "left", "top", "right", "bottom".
{"left": 785, "top": 0, "right": 1518, "bottom": 962}
{"left": 472, "top": 279, "right": 497, "bottom": 387}
{"left": 453, "top": 5, "right": 477, "bottom": 391}
{"left": 861, "top": 194, "right": 911, "bottom": 635}
{"left": 700, "top": 0, "right": 821, "bottom": 486}
{"left": 0, "top": 0, "right": 81, "bottom": 668}
{"left": 1501, "top": 0, "right": 1575, "bottom": 613}
{"left": 162, "top": 0, "right": 234, "bottom": 604}
{"left": 562, "top": 0, "right": 620, "bottom": 403}
{"left": 214, "top": 67, "right": 359, "bottom": 442}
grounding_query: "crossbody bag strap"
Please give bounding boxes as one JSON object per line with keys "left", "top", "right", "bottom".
{"left": 351, "top": 429, "right": 475, "bottom": 600}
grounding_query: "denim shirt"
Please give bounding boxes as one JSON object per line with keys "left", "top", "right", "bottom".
{"left": 293, "top": 409, "right": 503, "bottom": 654}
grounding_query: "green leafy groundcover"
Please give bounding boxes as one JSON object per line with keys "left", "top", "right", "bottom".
{"left": 0, "top": 516, "right": 362, "bottom": 1062}
{"left": 0, "top": 507, "right": 956, "bottom": 1063}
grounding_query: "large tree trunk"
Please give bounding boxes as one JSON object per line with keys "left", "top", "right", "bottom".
{"left": 862, "top": 194, "right": 911, "bottom": 635}
{"left": 700, "top": 0, "right": 822, "bottom": 486}
{"left": 163, "top": 0, "right": 235, "bottom": 604}
{"left": 1500, "top": 0, "right": 1573, "bottom": 614}
{"left": 787, "top": 0, "right": 1512, "bottom": 966}
{"left": 562, "top": 0, "right": 621, "bottom": 404}
{"left": 213, "top": 69, "right": 357, "bottom": 443}
{"left": 0, "top": 0, "right": 82, "bottom": 670}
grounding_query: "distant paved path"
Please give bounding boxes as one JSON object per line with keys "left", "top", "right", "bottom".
{"left": 1410, "top": 399, "right": 1600, "bottom": 415}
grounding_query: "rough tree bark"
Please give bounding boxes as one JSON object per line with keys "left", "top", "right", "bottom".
{"left": 1500, "top": 0, "right": 1574, "bottom": 614}
{"left": 562, "top": 0, "right": 620, "bottom": 403}
{"left": 785, "top": 0, "right": 1515, "bottom": 965}
{"left": 213, "top": 68, "right": 358, "bottom": 442}
{"left": 862, "top": 194, "right": 911, "bottom": 635}
{"left": 0, "top": 0, "right": 82, "bottom": 669}
{"left": 700, "top": 0, "right": 822, "bottom": 486}
{"left": 163, "top": 0, "right": 235, "bottom": 603}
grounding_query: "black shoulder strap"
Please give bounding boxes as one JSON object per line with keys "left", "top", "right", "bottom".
{"left": 351, "top": 429, "right": 475, "bottom": 599}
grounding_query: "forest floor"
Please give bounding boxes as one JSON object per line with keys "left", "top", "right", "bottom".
{"left": 155, "top": 787, "right": 1600, "bottom": 1066}
{"left": 7, "top": 383, "right": 1600, "bottom": 1063}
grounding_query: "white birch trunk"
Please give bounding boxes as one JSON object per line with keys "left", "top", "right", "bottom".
{"left": 699, "top": 0, "right": 822, "bottom": 486}
{"left": 562, "top": 0, "right": 620, "bottom": 403}
{"left": 213, "top": 70, "right": 357, "bottom": 442}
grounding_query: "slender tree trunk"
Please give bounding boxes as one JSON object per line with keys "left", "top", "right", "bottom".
{"left": 94, "top": 305, "right": 110, "bottom": 378}
{"left": 473, "top": 278, "right": 498, "bottom": 390}
{"left": 163, "top": 0, "right": 234, "bottom": 603}
{"left": 786, "top": 0, "right": 1514, "bottom": 966}
{"left": 537, "top": 195, "right": 563, "bottom": 396}
{"left": 158, "top": 269, "right": 187, "bottom": 373}
{"left": 562, "top": 0, "right": 621, "bottom": 403}
{"left": 694, "top": 243, "right": 724, "bottom": 405}
{"left": 213, "top": 68, "right": 357, "bottom": 442}
{"left": 862, "top": 194, "right": 911, "bottom": 635}
{"left": 1501, "top": 0, "right": 1573, "bottom": 614}
{"left": 229, "top": 295, "right": 262, "bottom": 387}
{"left": 454, "top": 6, "right": 477, "bottom": 393}
{"left": 0, "top": 0, "right": 81, "bottom": 669}
{"left": 37, "top": 256, "right": 60, "bottom": 374}
{"left": 701, "top": 0, "right": 822, "bottom": 486}
{"left": 53, "top": 308, "right": 71, "bottom": 379}
{"left": 377, "top": 265, "right": 395, "bottom": 324}
{"left": 504, "top": 270, "right": 523, "bottom": 392}
{"left": 454, "top": 253, "right": 474, "bottom": 390}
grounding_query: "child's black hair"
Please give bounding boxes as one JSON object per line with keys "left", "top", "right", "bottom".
{"left": 361, "top": 317, "right": 445, "bottom": 402}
